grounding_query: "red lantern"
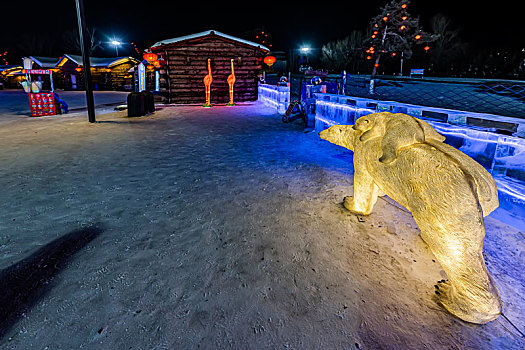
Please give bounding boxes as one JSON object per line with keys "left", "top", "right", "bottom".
{"left": 146, "top": 64, "right": 154, "bottom": 70}
{"left": 75, "top": 67, "right": 82, "bottom": 72}
{"left": 263, "top": 56, "right": 276, "bottom": 67}
{"left": 415, "top": 35, "right": 422, "bottom": 40}
{"left": 105, "top": 68, "right": 112, "bottom": 72}
{"left": 424, "top": 46, "right": 430, "bottom": 51}
{"left": 143, "top": 52, "right": 158, "bottom": 62}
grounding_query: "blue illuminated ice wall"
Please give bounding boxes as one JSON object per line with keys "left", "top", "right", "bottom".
{"left": 258, "top": 84, "right": 290, "bottom": 114}
{"left": 314, "top": 94, "right": 525, "bottom": 230}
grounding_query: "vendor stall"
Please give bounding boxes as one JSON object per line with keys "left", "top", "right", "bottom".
{"left": 22, "top": 69, "right": 57, "bottom": 116}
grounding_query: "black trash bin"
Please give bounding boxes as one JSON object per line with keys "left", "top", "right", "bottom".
{"left": 141, "top": 91, "right": 155, "bottom": 114}
{"left": 127, "top": 92, "right": 145, "bottom": 117}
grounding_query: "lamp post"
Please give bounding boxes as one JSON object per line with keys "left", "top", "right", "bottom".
{"left": 288, "top": 46, "right": 312, "bottom": 73}
{"left": 110, "top": 40, "right": 121, "bottom": 56}
{"left": 74, "top": 0, "right": 96, "bottom": 123}
{"left": 300, "top": 46, "right": 310, "bottom": 69}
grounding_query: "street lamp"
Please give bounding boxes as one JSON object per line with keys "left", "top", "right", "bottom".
{"left": 110, "top": 40, "right": 121, "bottom": 56}
{"left": 288, "top": 46, "right": 314, "bottom": 73}
{"left": 299, "top": 46, "right": 311, "bottom": 68}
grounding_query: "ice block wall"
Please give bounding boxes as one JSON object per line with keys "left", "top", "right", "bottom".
{"left": 258, "top": 83, "right": 290, "bottom": 114}
{"left": 314, "top": 93, "right": 525, "bottom": 229}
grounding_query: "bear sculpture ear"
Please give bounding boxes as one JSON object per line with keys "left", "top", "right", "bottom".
{"left": 414, "top": 118, "right": 446, "bottom": 142}
{"left": 379, "top": 114, "right": 425, "bottom": 164}
{"left": 357, "top": 112, "right": 394, "bottom": 143}
{"left": 359, "top": 126, "right": 381, "bottom": 142}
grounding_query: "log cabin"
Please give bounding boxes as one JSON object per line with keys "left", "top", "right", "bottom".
{"left": 150, "top": 30, "right": 269, "bottom": 104}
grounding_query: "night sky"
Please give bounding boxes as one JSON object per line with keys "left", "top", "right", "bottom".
{"left": 1, "top": 0, "right": 522, "bottom": 59}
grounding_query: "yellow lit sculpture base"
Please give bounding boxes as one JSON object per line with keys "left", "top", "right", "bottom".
{"left": 319, "top": 112, "right": 502, "bottom": 324}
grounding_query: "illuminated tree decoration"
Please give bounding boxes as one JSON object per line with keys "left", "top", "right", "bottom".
{"left": 319, "top": 112, "right": 502, "bottom": 324}
{"left": 366, "top": 0, "right": 436, "bottom": 76}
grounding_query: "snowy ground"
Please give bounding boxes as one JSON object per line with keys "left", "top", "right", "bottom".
{"left": 0, "top": 89, "right": 128, "bottom": 125}
{"left": 0, "top": 102, "right": 523, "bottom": 349}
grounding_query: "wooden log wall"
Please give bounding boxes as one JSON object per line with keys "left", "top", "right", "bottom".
{"left": 153, "top": 36, "right": 266, "bottom": 104}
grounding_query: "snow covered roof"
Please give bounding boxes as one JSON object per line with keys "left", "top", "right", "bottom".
{"left": 0, "top": 65, "right": 22, "bottom": 72}
{"left": 0, "top": 65, "right": 23, "bottom": 76}
{"left": 56, "top": 55, "right": 140, "bottom": 68}
{"left": 151, "top": 30, "right": 269, "bottom": 51}
{"left": 28, "top": 56, "right": 61, "bottom": 68}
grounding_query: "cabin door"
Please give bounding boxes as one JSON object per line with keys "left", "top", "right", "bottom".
{"left": 71, "top": 75, "right": 77, "bottom": 90}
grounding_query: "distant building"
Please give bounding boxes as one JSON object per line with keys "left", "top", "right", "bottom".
{"left": 0, "top": 65, "right": 24, "bottom": 88}
{"left": 56, "top": 54, "right": 139, "bottom": 91}
{"left": 150, "top": 30, "right": 269, "bottom": 104}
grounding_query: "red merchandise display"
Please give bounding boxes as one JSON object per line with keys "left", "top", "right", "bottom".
{"left": 22, "top": 68, "right": 58, "bottom": 117}
{"left": 28, "top": 92, "right": 56, "bottom": 117}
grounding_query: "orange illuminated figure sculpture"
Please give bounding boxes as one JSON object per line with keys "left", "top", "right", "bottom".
{"left": 203, "top": 58, "right": 213, "bottom": 107}
{"left": 226, "top": 59, "right": 236, "bottom": 106}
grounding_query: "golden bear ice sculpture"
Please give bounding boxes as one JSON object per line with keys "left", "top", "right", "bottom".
{"left": 319, "top": 112, "right": 502, "bottom": 324}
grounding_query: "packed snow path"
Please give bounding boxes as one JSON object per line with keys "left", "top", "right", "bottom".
{"left": 0, "top": 103, "right": 523, "bottom": 349}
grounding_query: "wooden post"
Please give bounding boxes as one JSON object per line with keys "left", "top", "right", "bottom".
{"left": 75, "top": 0, "right": 96, "bottom": 123}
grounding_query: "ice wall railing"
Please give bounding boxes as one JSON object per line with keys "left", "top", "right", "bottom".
{"left": 314, "top": 93, "right": 525, "bottom": 228}
{"left": 258, "top": 83, "right": 290, "bottom": 115}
